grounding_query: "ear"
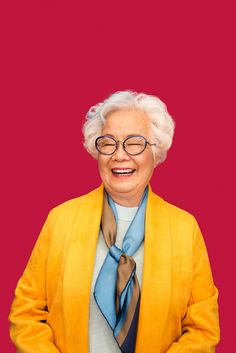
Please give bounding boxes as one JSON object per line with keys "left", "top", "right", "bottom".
{"left": 154, "top": 159, "right": 159, "bottom": 168}
{"left": 153, "top": 153, "right": 159, "bottom": 168}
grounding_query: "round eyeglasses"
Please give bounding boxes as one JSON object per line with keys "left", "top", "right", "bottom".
{"left": 95, "top": 135, "right": 156, "bottom": 156}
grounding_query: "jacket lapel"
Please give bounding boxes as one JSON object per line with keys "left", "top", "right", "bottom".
{"left": 63, "top": 184, "right": 172, "bottom": 353}
{"left": 63, "top": 184, "right": 104, "bottom": 353}
{"left": 135, "top": 185, "right": 172, "bottom": 353}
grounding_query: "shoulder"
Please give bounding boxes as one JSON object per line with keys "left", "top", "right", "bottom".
{"left": 150, "top": 190, "right": 198, "bottom": 233}
{"left": 46, "top": 185, "right": 104, "bottom": 226}
{"left": 150, "top": 192, "right": 206, "bottom": 257}
{"left": 151, "top": 190, "right": 196, "bottom": 221}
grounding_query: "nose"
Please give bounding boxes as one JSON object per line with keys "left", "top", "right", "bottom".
{"left": 111, "top": 142, "right": 130, "bottom": 161}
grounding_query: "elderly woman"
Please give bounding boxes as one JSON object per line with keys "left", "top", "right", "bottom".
{"left": 9, "top": 91, "right": 220, "bottom": 353}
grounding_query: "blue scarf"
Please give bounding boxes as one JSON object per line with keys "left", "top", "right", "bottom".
{"left": 94, "top": 188, "right": 148, "bottom": 353}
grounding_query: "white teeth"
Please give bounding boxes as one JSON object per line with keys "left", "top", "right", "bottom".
{"left": 112, "top": 168, "right": 135, "bottom": 174}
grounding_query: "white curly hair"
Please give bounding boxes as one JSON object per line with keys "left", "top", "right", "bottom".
{"left": 83, "top": 90, "right": 175, "bottom": 166}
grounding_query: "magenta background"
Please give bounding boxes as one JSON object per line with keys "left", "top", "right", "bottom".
{"left": 1, "top": 1, "right": 235, "bottom": 352}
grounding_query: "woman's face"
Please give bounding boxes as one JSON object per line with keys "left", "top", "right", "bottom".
{"left": 97, "top": 109, "right": 156, "bottom": 206}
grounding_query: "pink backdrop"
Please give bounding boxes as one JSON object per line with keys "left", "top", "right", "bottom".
{"left": 1, "top": 1, "right": 235, "bottom": 351}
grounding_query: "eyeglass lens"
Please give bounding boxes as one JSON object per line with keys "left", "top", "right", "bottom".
{"left": 96, "top": 136, "right": 147, "bottom": 155}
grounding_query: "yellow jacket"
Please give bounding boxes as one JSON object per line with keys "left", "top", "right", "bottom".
{"left": 9, "top": 184, "right": 220, "bottom": 353}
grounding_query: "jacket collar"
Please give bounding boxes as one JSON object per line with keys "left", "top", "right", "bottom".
{"left": 64, "top": 184, "right": 172, "bottom": 352}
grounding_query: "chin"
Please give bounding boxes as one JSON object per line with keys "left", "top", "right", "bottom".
{"left": 108, "top": 182, "right": 138, "bottom": 195}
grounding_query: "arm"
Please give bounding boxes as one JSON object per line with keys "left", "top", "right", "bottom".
{"left": 167, "top": 219, "right": 220, "bottom": 353}
{"left": 9, "top": 211, "right": 60, "bottom": 353}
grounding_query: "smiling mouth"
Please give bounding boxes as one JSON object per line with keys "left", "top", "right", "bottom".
{"left": 112, "top": 168, "right": 136, "bottom": 176}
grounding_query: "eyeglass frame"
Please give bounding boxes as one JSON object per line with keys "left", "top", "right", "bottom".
{"left": 95, "top": 135, "right": 156, "bottom": 156}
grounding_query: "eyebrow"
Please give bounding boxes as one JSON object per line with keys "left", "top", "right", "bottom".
{"left": 102, "top": 134, "right": 143, "bottom": 138}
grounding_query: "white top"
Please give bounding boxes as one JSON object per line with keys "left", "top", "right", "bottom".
{"left": 89, "top": 203, "right": 144, "bottom": 353}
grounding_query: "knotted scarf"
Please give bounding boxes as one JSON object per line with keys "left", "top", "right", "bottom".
{"left": 93, "top": 188, "right": 148, "bottom": 353}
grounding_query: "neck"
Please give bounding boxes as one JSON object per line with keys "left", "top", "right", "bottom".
{"left": 106, "top": 187, "right": 147, "bottom": 207}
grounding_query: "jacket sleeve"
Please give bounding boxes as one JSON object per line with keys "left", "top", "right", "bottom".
{"left": 166, "top": 218, "right": 220, "bottom": 353}
{"left": 9, "top": 211, "right": 60, "bottom": 353}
